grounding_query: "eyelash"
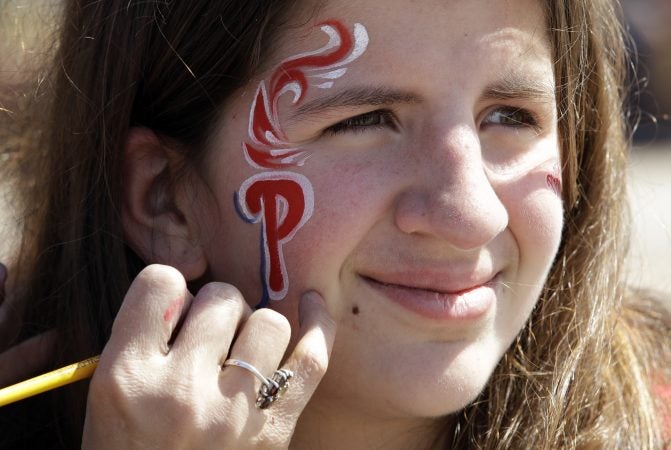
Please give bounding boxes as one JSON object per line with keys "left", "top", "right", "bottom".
{"left": 321, "top": 105, "right": 539, "bottom": 136}
{"left": 323, "top": 109, "right": 397, "bottom": 136}
{"left": 482, "top": 106, "right": 540, "bottom": 131}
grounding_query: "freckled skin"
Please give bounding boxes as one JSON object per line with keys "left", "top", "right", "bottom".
{"left": 235, "top": 21, "right": 368, "bottom": 305}
{"left": 197, "top": 0, "right": 564, "bottom": 431}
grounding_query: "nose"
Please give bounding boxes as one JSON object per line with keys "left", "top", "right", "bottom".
{"left": 394, "top": 124, "right": 508, "bottom": 250}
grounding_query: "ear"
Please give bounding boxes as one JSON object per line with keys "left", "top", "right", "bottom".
{"left": 121, "top": 127, "right": 207, "bottom": 281}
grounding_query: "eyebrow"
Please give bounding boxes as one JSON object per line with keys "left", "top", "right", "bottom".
{"left": 482, "top": 72, "right": 555, "bottom": 103}
{"left": 287, "top": 74, "right": 553, "bottom": 123}
{"left": 288, "top": 86, "right": 421, "bottom": 123}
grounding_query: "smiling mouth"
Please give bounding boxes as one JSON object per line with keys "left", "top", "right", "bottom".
{"left": 361, "top": 273, "right": 500, "bottom": 321}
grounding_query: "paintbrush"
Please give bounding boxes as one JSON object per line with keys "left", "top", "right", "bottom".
{"left": 0, "top": 356, "right": 100, "bottom": 407}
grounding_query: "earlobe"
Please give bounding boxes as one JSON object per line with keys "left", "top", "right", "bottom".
{"left": 121, "top": 127, "right": 207, "bottom": 281}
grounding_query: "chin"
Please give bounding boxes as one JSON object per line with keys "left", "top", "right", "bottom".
{"left": 392, "top": 351, "right": 500, "bottom": 418}
{"left": 323, "top": 333, "right": 505, "bottom": 420}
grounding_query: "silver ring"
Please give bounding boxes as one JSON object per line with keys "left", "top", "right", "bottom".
{"left": 223, "top": 359, "right": 271, "bottom": 388}
{"left": 223, "top": 359, "right": 294, "bottom": 409}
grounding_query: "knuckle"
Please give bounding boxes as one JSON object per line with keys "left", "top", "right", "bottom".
{"left": 127, "top": 265, "right": 187, "bottom": 305}
{"left": 298, "top": 346, "right": 329, "bottom": 378}
{"left": 137, "top": 264, "right": 184, "bottom": 288}
{"left": 251, "top": 308, "right": 291, "bottom": 338}
{"left": 191, "top": 282, "right": 251, "bottom": 319}
{"left": 195, "top": 282, "right": 245, "bottom": 307}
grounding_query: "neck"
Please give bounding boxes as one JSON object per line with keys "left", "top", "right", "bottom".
{"left": 290, "top": 394, "right": 452, "bottom": 450}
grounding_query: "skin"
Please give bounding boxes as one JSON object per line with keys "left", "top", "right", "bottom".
{"left": 85, "top": 0, "right": 563, "bottom": 448}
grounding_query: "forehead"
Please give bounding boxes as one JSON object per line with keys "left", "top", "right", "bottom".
{"left": 253, "top": 0, "right": 555, "bottom": 111}
{"left": 267, "top": 0, "right": 551, "bottom": 75}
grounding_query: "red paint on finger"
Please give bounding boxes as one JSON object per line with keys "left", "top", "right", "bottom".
{"left": 163, "top": 297, "right": 185, "bottom": 322}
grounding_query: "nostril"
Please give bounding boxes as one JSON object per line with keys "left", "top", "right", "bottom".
{"left": 394, "top": 190, "right": 430, "bottom": 235}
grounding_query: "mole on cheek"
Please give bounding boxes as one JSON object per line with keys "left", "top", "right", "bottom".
{"left": 352, "top": 306, "right": 360, "bottom": 315}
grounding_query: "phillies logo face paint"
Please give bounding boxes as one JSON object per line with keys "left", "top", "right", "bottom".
{"left": 546, "top": 162, "right": 562, "bottom": 197}
{"left": 236, "top": 20, "right": 369, "bottom": 305}
{"left": 236, "top": 172, "right": 314, "bottom": 302}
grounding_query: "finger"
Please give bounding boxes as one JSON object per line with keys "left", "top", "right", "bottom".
{"left": 170, "top": 282, "right": 251, "bottom": 364}
{"left": 107, "top": 264, "right": 192, "bottom": 358}
{"left": 219, "top": 308, "right": 291, "bottom": 401}
{"left": 0, "top": 330, "right": 56, "bottom": 388}
{"left": 270, "top": 291, "right": 336, "bottom": 418}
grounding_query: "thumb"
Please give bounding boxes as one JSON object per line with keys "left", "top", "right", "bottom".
{"left": 294, "top": 290, "right": 337, "bottom": 378}
{"left": 270, "top": 291, "right": 336, "bottom": 423}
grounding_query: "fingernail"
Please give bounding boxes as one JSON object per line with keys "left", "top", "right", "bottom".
{"left": 299, "top": 291, "right": 323, "bottom": 326}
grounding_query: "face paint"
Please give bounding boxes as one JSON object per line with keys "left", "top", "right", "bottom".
{"left": 236, "top": 20, "right": 369, "bottom": 306}
{"left": 546, "top": 162, "right": 562, "bottom": 196}
{"left": 236, "top": 172, "right": 314, "bottom": 301}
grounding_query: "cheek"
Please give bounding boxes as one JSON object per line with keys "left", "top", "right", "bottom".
{"left": 277, "top": 161, "right": 388, "bottom": 306}
{"left": 295, "top": 155, "right": 387, "bottom": 246}
{"left": 500, "top": 168, "right": 564, "bottom": 272}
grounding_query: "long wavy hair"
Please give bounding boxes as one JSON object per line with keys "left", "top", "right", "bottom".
{"left": 450, "top": 1, "right": 671, "bottom": 448}
{"left": 1, "top": 0, "right": 669, "bottom": 448}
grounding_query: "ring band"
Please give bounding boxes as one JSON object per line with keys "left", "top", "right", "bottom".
{"left": 223, "top": 358, "right": 294, "bottom": 409}
{"left": 223, "top": 359, "right": 271, "bottom": 388}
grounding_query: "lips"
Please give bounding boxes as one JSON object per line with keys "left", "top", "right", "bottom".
{"left": 361, "top": 270, "right": 500, "bottom": 321}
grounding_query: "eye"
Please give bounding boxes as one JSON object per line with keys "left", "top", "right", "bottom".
{"left": 323, "top": 109, "right": 397, "bottom": 136}
{"left": 482, "top": 106, "right": 539, "bottom": 131}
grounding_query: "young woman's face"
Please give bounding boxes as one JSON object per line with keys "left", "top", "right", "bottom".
{"left": 195, "top": 0, "right": 562, "bottom": 418}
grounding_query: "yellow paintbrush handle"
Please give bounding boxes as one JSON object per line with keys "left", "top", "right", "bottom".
{"left": 0, "top": 355, "right": 100, "bottom": 407}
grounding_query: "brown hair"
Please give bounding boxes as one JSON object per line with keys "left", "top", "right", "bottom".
{"left": 450, "top": 0, "right": 671, "bottom": 448}
{"left": 2, "top": 0, "right": 669, "bottom": 448}
{"left": 1, "top": 0, "right": 300, "bottom": 446}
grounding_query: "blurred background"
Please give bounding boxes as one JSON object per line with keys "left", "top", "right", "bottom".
{"left": 621, "top": 0, "right": 671, "bottom": 297}
{"left": 0, "top": 0, "right": 670, "bottom": 300}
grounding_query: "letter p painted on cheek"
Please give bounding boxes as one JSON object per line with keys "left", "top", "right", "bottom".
{"left": 235, "top": 21, "right": 369, "bottom": 307}
{"left": 236, "top": 172, "right": 314, "bottom": 302}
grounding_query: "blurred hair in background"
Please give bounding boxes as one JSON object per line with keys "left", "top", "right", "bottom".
{"left": 621, "top": 0, "right": 671, "bottom": 298}
{"left": 0, "top": 0, "right": 60, "bottom": 264}
{"left": 624, "top": 0, "right": 671, "bottom": 142}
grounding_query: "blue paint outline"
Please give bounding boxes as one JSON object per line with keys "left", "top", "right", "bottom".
{"left": 255, "top": 222, "right": 271, "bottom": 309}
{"left": 233, "top": 191, "right": 256, "bottom": 224}
{"left": 233, "top": 191, "right": 270, "bottom": 309}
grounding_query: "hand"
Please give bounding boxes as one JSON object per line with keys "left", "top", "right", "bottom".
{"left": 82, "top": 265, "right": 336, "bottom": 449}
